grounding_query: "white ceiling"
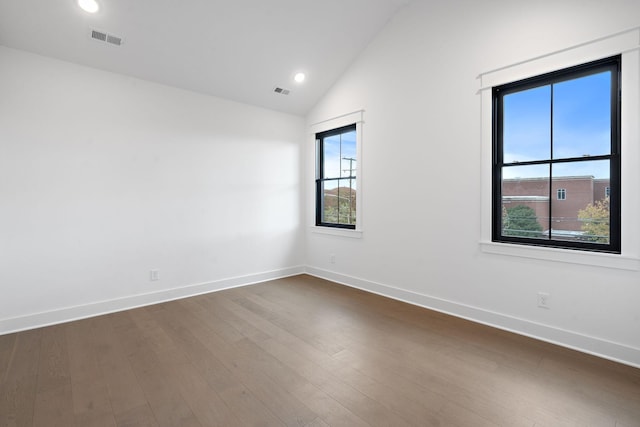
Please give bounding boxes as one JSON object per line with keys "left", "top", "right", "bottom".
{"left": 0, "top": 0, "right": 411, "bottom": 116}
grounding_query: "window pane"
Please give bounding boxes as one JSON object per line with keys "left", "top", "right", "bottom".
{"left": 553, "top": 71, "right": 611, "bottom": 159}
{"left": 321, "top": 180, "right": 338, "bottom": 224}
{"left": 551, "top": 160, "right": 610, "bottom": 244}
{"left": 501, "top": 164, "right": 549, "bottom": 239}
{"left": 340, "top": 130, "right": 357, "bottom": 178}
{"left": 323, "top": 134, "right": 341, "bottom": 179}
{"left": 503, "top": 85, "right": 551, "bottom": 163}
{"left": 336, "top": 179, "right": 356, "bottom": 225}
{"left": 321, "top": 179, "right": 357, "bottom": 225}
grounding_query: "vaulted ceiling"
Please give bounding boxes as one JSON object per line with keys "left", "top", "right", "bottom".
{"left": 0, "top": 0, "right": 411, "bottom": 115}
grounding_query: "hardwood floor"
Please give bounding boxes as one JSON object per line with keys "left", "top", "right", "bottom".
{"left": 1, "top": 274, "right": 639, "bottom": 426}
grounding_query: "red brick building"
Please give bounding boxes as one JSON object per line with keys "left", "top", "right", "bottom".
{"left": 502, "top": 176, "right": 610, "bottom": 236}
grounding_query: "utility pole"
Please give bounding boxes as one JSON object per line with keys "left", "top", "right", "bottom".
{"left": 342, "top": 157, "right": 356, "bottom": 178}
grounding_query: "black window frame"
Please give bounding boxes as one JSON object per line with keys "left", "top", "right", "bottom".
{"left": 315, "top": 123, "right": 357, "bottom": 229}
{"left": 492, "top": 55, "right": 621, "bottom": 253}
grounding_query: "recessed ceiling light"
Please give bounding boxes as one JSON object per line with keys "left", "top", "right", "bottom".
{"left": 294, "top": 72, "right": 306, "bottom": 83}
{"left": 78, "top": 0, "right": 99, "bottom": 13}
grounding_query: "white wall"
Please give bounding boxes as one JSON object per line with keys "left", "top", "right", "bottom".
{"left": 0, "top": 46, "right": 305, "bottom": 332}
{"left": 305, "top": 0, "right": 640, "bottom": 367}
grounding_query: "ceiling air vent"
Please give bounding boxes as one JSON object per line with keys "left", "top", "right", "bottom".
{"left": 106, "top": 34, "right": 122, "bottom": 46}
{"left": 91, "top": 29, "right": 123, "bottom": 46}
{"left": 273, "top": 87, "right": 290, "bottom": 95}
{"left": 91, "top": 30, "right": 107, "bottom": 41}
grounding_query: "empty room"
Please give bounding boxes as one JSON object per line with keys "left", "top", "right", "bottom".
{"left": 1, "top": 0, "right": 640, "bottom": 426}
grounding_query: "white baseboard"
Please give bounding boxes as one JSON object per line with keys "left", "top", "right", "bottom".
{"left": 0, "top": 265, "right": 305, "bottom": 335}
{"left": 305, "top": 266, "right": 640, "bottom": 369}
{"left": 4, "top": 264, "right": 639, "bottom": 369}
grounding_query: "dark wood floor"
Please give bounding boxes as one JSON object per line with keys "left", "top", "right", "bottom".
{"left": 1, "top": 274, "right": 639, "bottom": 427}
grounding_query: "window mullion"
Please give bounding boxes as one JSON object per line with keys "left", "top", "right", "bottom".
{"left": 549, "top": 83, "right": 554, "bottom": 240}
{"left": 338, "top": 133, "right": 342, "bottom": 223}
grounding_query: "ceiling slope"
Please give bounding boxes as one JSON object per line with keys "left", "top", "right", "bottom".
{"left": 0, "top": 0, "right": 410, "bottom": 115}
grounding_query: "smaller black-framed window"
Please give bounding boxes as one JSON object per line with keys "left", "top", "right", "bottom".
{"left": 316, "top": 124, "right": 357, "bottom": 229}
{"left": 557, "top": 188, "right": 567, "bottom": 200}
{"left": 492, "top": 55, "right": 621, "bottom": 253}
{"left": 605, "top": 186, "right": 611, "bottom": 198}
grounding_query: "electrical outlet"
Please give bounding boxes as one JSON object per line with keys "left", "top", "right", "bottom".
{"left": 330, "top": 253, "right": 336, "bottom": 264}
{"left": 150, "top": 270, "right": 159, "bottom": 281}
{"left": 537, "top": 292, "right": 550, "bottom": 309}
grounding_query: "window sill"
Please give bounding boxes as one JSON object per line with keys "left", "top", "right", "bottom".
{"left": 310, "top": 226, "right": 363, "bottom": 239}
{"left": 479, "top": 241, "right": 640, "bottom": 271}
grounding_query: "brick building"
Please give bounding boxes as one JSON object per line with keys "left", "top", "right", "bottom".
{"left": 502, "top": 176, "right": 610, "bottom": 236}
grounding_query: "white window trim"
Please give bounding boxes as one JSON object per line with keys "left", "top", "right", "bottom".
{"left": 309, "top": 110, "right": 364, "bottom": 238}
{"left": 478, "top": 27, "right": 640, "bottom": 270}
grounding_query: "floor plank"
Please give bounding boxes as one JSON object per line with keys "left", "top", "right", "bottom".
{"left": 0, "top": 333, "right": 17, "bottom": 381}
{"left": 0, "top": 329, "right": 42, "bottom": 427}
{"left": 66, "top": 319, "right": 117, "bottom": 427}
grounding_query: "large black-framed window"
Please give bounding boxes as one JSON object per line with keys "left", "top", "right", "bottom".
{"left": 492, "top": 55, "right": 621, "bottom": 253}
{"left": 316, "top": 124, "right": 357, "bottom": 229}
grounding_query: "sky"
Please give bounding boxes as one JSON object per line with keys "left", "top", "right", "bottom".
{"left": 502, "top": 70, "right": 611, "bottom": 180}
{"left": 321, "top": 129, "right": 357, "bottom": 190}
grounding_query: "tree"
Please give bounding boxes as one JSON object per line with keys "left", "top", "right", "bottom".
{"left": 501, "top": 205, "right": 510, "bottom": 232}
{"left": 503, "top": 205, "right": 542, "bottom": 238}
{"left": 578, "top": 197, "right": 609, "bottom": 243}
